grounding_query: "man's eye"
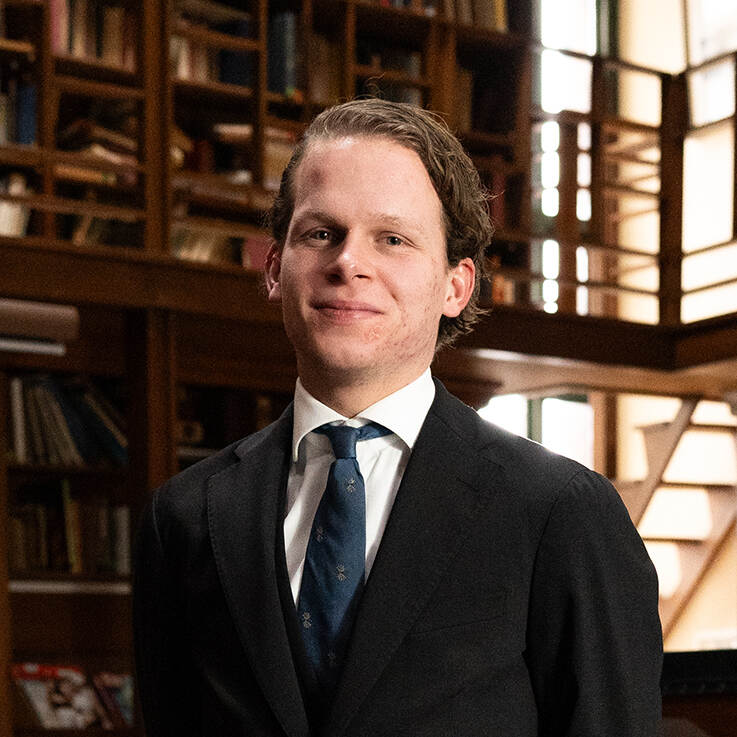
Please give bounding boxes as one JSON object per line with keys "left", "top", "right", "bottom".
{"left": 385, "top": 235, "right": 404, "bottom": 246}
{"left": 310, "top": 230, "right": 331, "bottom": 241}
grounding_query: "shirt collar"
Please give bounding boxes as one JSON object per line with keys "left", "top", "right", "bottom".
{"left": 291, "top": 369, "right": 436, "bottom": 462}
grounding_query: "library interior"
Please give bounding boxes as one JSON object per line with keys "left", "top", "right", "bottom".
{"left": 1, "top": 0, "right": 737, "bottom": 734}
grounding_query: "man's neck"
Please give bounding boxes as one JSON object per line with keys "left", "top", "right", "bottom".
{"left": 297, "top": 367, "right": 430, "bottom": 418}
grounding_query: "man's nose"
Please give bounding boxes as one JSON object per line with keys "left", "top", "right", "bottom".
{"left": 325, "top": 232, "right": 372, "bottom": 281}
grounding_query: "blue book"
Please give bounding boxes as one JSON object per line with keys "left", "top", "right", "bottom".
{"left": 267, "top": 11, "right": 298, "bottom": 96}
{"left": 218, "top": 19, "right": 255, "bottom": 87}
{"left": 16, "top": 80, "right": 37, "bottom": 145}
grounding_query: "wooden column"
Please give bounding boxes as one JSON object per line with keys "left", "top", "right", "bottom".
{"left": 0, "top": 373, "right": 13, "bottom": 737}
{"left": 126, "top": 310, "right": 178, "bottom": 523}
{"left": 557, "top": 121, "right": 579, "bottom": 313}
{"left": 659, "top": 72, "right": 687, "bottom": 327}
{"left": 143, "top": 0, "right": 168, "bottom": 254}
{"left": 343, "top": 1, "right": 357, "bottom": 100}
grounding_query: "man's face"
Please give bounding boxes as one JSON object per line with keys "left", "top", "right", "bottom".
{"left": 266, "top": 136, "right": 474, "bottom": 396}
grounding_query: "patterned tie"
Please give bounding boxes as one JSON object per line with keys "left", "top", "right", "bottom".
{"left": 297, "top": 421, "right": 391, "bottom": 697}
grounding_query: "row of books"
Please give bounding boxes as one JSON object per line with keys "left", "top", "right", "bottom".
{"left": 8, "top": 374, "right": 128, "bottom": 467}
{"left": 171, "top": 17, "right": 256, "bottom": 89}
{"left": 13, "top": 663, "right": 133, "bottom": 729}
{"left": 171, "top": 8, "right": 303, "bottom": 100}
{"left": 364, "top": 0, "right": 506, "bottom": 28}
{"left": 446, "top": 0, "right": 508, "bottom": 30}
{"left": 172, "top": 0, "right": 255, "bottom": 88}
{"left": 0, "top": 172, "right": 31, "bottom": 237}
{"left": 175, "top": 122, "right": 296, "bottom": 191}
{"left": 0, "top": 73, "right": 37, "bottom": 146}
{"left": 356, "top": 42, "right": 423, "bottom": 80}
{"left": 368, "top": 0, "right": 440, "bottom": 15}
{"left": 172, "top": 222, "right": 272, "bottom": 269}
{"left": 456, "top": 65, "right": 516, "bottom": 135}
{"left": 49, "top": 0, "right": 136, "bottom": 70}
{"left": 9, "top": 479, "right": 131, "bottom": 577}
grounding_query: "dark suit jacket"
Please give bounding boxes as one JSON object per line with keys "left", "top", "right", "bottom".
{"left": 134, "top": 380, "right": 662, "bottom": 736}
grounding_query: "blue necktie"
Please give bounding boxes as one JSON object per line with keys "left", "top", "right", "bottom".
{"left": 297, "top": 422, "right": 391, "bottom": 697}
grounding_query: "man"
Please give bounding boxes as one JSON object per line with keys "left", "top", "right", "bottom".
{"left": 134, "top": 98, "right": 662, "bottom": 736}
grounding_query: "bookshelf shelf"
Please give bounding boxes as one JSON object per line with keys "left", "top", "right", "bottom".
{"left": 9, "top": 579, "right": 131, "bottom": 595}
{"left": 173, "top": 77, "right": 255, "bottom": 103}
{"left": 0, "top": 145, "right": 43, "bottom": 168}
{"left": 353, "top": 64, "right": 429, "bottom": 88}
{"left": 54, "top": 76, "right": 144, "bottom": 100}
{"left": 52, "top": 56, "right": 139, "bottom": 89}
{"left": 0, "top": 38, "right": 35, "bottom": 60}
{"left": 174, "top": 19, "right": 262, "bottom": 53}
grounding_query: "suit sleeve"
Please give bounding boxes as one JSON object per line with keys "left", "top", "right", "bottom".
{"left": 133, "top": 489, "right": 202, "bottom": 737}
{"left": 525, "top": 469, "right": 663, "bottom": 736}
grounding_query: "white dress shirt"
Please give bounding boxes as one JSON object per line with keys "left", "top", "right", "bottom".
{"left": 283, "top": 369, "right": 436, "bottom": 604}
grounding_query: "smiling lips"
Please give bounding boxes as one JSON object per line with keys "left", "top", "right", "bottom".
{"left": 312, "top": 299, "right": 383, "bottom": 320}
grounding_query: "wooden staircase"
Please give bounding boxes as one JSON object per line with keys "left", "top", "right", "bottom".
{"left": 615, "top": 398, "right": 737, "bottom": 638}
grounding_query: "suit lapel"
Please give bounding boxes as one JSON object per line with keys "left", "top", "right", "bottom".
{"left": 207, "top": 406, "right": 310, "bottom": 737}
{"left": 326, "top": 386, "right": 499, "bottom": 736}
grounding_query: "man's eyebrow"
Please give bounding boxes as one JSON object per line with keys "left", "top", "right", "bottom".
{"left": 290, "top": 209, "right": 341, "bottom": 228}
{"left": 291, "top": 209, "right": 432, "bottom": 237}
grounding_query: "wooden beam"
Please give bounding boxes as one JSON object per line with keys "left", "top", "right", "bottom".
{"left": 0, "top": 372, "right": 14, "bottom": 737}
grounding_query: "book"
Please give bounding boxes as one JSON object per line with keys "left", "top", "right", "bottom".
{"left": 50, "top": 0, "right": 70, "bottom": 54}
{"left": 456, "top": 66, "right": 473, "bottom": 132}
{"left": 58, "top": 118, "right": 138, "bottom": 155}
{"left": 472, "top": 0, "right": 496, "bottom": 29}
{"left": 101, "top": 5, "right": 125, "bottom": 66}
{"left": 0, "top": 172, "right": 30, "bottom": 237}
{"left": 16, "top": 78, "right": 37, "bottom": 145}
{"left": 309, "top": 32, "right": 341, "bottom": 105}
{"left": 218, "top": 18, "right": 255, "bottom": 87}
{"left": 92, "top": 672, "right": 134, "bottom": 728}
{"left": 267, "top": 11, "right": 300, "bottom": 99}
{"left": 61, "top": 479, "right": 83, "bottom": 573}
{"left": 112, "top": 505, "right": 130, "bottom": 575}
{"left": 69, "top": 0, "right": 91, "bottom": 59}
{"left": 9, "top": 375, "right": 27, "bottom": 463}
{"left": 456, "top": 0, "right": 473, "bottom": 24}
{"left": 12, "top": 663, "right": 113, "bottom": 729}
{"left": 493, "top": 0, "right": 507, "bottom": 32}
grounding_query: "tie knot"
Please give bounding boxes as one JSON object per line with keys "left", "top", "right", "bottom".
{"left": 315, "top": 422, "right": 391, "bottom": 459}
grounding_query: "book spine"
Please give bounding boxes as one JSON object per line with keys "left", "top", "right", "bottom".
{"left": 49, "top": 0, "right": 70, "bottom": 54}
{"left": 101, "top": 5, "right": 125, "bottom": 66}
{"left": 61, "top": 479, "right": 83, "bottom": 574}
{"left": 112, "top": 505, "right": 130, "bottom": 575}
{"left": 15, "top": 80, "right": 37, "bottom": 145}
{"left": 9, "top": 376, "right": 27, "bottom": 463}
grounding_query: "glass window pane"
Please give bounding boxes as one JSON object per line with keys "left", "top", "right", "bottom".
{"left": 542, "top": 239, "right": 559, "bottom": 278}
{"left": 541, "top": 397, "right": 594, "bottom": 468}
{"left": 540, "top": 49, "right": 593, "bottom": 114}
{"left": 683, "top": 241, "right": 737, "bottom": 292}
{"left": 688, "top": 0, "right": 737, "bottom": 65}
{"left": 577, "top": 153, "right": 591, "bottom": 187}
{"left": 540, "top": 0, "right": 597, "bottom": 54}
{"left": 689, "top": 59, "right": 736, "bottom": 127}
{"left": 683, "top": 121, "right": 734, "bottom": 252}
{"left": 577, "top": 189, "right": 592, "bottom": 221}
{"left": 605, "top": 66, "right": 662, "bottom": 126}
{"left": 541, "top": 187, "right": 559, "bottom": 217}
{"left": 478, "top": 394, "right": 529, "bottom": 437}
{"left": 541, "top": 151, "right": 560, "bottom": 188}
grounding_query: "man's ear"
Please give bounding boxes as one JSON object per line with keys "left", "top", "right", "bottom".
{"left": 264, "top": 244, "right": 282, "bottom": 302}
{"left": 442, "top": 257, "right": 475, "bottom": 318}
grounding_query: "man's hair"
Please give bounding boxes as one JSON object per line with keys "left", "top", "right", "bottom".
{"left": 268, "top": 98, "right": 493, "bottom": 350}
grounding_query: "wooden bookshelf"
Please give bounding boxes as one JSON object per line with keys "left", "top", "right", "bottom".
{"left": 0, "top": 1, "right": 736, "bottom": 735}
